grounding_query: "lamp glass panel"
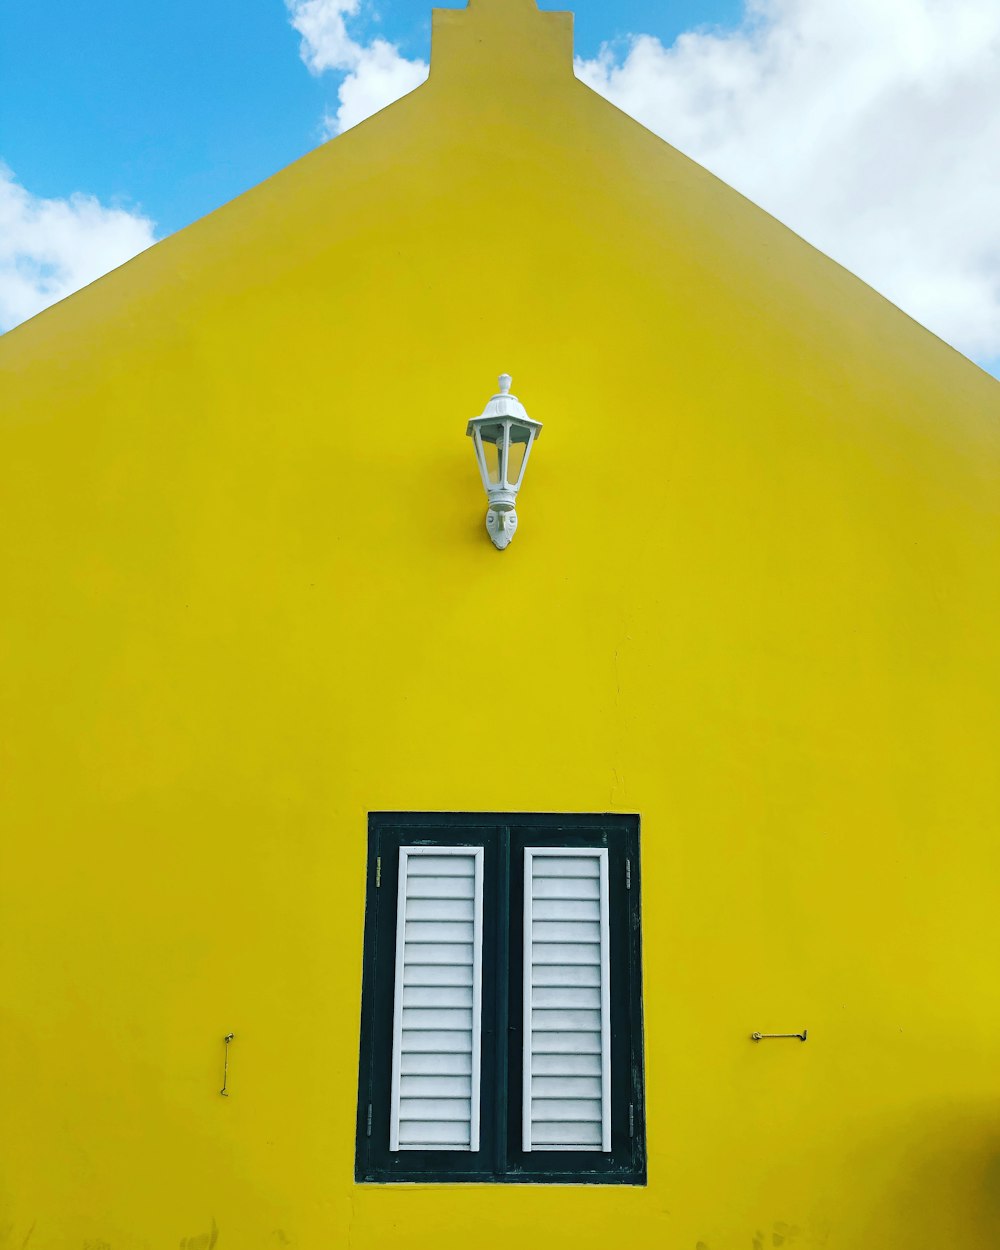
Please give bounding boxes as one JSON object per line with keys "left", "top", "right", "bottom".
{"left": 507, "top": 437, "right": 528, "bottom": 487}
{"left": 478, "top": 421, "right": 505, "bottom": 486}
{"left": 482, "top": 439, "right": 501, "bottom": 486}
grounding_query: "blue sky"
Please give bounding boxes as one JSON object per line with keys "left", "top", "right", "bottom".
{"left": 0, "top": 1, "right": 739, "bottom": 237}
{"left": 1, "top": 1, "right": 998, "bottom": 377}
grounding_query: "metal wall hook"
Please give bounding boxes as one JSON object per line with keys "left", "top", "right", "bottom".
{"left": 751, "top": 1029, "right": 807, "bottom": 1042}
{"left": 220, "top": 1033, "right": 235, "bottom": 1095}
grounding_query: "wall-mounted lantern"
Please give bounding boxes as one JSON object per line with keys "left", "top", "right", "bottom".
{"left": 466, "top": 374, "right": 543, "bottom": 550}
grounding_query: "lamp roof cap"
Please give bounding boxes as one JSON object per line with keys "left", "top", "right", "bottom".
{"left": 466, "top": 373, "right": 542, "bottom": 436}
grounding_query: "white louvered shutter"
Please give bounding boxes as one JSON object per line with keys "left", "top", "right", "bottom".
{"left": 523, "top": 848, "right": 611, "bottom": 1152}
{"left": 389, "top": 846, "right": 484, "bottom": 1151}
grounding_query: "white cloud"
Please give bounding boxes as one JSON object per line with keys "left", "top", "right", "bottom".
{"left": 286, "top": 0, "right": 427, "bottom": 135}
{"left": 325, "top": 37, "right": 429, "bottom": 135}
{"left": 0, "top": 165, "right": 156, "bottom": 333}
{"left": 577, "top": 0, "right": 1000, "bottom": 364}
{"left": 287, "top": 0, "right": 362, "bottom": 73}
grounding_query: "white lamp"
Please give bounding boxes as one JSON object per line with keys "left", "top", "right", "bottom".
{"left": 466, "top": 374, "right": 543, "bottom": 550}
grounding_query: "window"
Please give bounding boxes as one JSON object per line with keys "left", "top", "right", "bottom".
{"left": 355, "top": 813, "right": 645, "bottom": 1184}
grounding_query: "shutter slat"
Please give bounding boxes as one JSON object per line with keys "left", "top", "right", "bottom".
{"left": 404, "top": 920, "right": 475, "bottom": 943}
{"left": 397, "top": 1122, "right": 470, "bottom": 1145}
{"left": 531, "top": 942, "right": 602, "bottom": 965}
{"left": 533, "top": 857, "right": 599, "bottom": 877}
{"left": 406, "top": 897, "right": 474, "bottom": 921}
{"left": 523, "top": 848, "right": 611, "bottom": 1154}
{"left": 400, "top": 1074, "right": 472, "bottom": 1097}
{"left": 532, "top": 986, "right": 601, "bottom": 1009}
{"left": 403, "top": 943, "right": 474, "bottom": 964}
{"left": 532, "top": 1052, "right": 602, "bottom": 1076}
{"left": 533, "top": 899, "right": 601, "bottom": 921}
{"left": 530, "top": 1008, "right": 602, "bottom": 1031}
{"left": 406, "top": 876, "right": 475, "bottom": 898}
{"left": 531, "top": 878, "right": 600, "bottom": 900}
{"left": 406, "top": 857, "right": 475, "bottom": 876}
{"left": 402, "top": 1029, "right": 474, "bottom": 1053}
{"left": 400, "top": 1051, "right": 473, "bottom": 1075}
{"left": 532, "top": 964, "right": 602, "bottom": 987}
{"left": 531, "top": 1098, "right": 603, "bottom": 1121}
{"left": 390, "top": 846, "right": 483, "bottom": 1152}
{"left": 532, "top": 920, "right": 601, "bottom": 942}
{"left": 399, "top": 1098, "right": 472, "bottom": 1121}
{"left": 532, "top": 1075, "right": 602, "bottom": 1097}
{"left": 402, "top": 985, "right": 473, "bottom": 1008}
{"left": 401, "top": 1007, "right": 472, "bottom": 1030}
{"left": 532, "top": 1122, "right": 603, "bottom": 1146}
{"left": 402, "top": 963, "right": 473, "bottom": 987}
{"left": 530, "top": 1031, "right": 602, "bottom": 1054}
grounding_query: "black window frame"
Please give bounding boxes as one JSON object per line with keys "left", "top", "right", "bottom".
{"left": 355, "top": 812, "right": 645, "bottom": 1185}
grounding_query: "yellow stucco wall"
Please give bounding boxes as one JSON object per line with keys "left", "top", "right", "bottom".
{"left": 2, "top": 1, "right": 1000, "bottom": 1246}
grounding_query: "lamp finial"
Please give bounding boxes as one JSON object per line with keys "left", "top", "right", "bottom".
{"left": 498, "top": 373, "right": 512, "bottom": 395}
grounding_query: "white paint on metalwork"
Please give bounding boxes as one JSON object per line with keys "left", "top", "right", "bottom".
{"left": 466, "top": 373, "right": 543, "bottom": 550}
{"left": 389, "top": 846, "right": 484, "bottom": 1151}
{"left": 523, "top": 847, "right": 612, "bottom": 1152}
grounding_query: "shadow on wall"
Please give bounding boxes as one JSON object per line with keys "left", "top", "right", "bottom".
{"left": 888, "top": 1106, "right": 1000, "bottom": 1247}
{"left": 5, "top": 1110, "right": 1000, "bottom": 1248}
{"left": 691, "top": 1104, "right": 1000, "bottom": 1249}
{"left": 179, "top": 1223, "right": 219, "bottom": 1250}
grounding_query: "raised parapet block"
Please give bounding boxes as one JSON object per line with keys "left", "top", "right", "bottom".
{"left": 430, "top": 0, "right": 574, "bottom": 84}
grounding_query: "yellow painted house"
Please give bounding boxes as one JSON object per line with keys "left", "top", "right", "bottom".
{"left": 2, "top": 0, "right": 1000, "bottom": 1245}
